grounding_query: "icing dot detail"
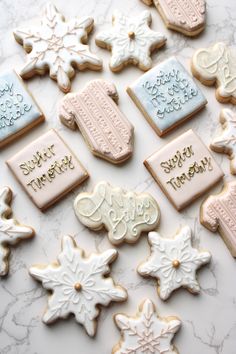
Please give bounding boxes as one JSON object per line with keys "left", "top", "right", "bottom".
{"left": 74, "top": 282, "right": 82, "bottom": 292}
{"left": 128, "top": 31, "right": 135, "bottom": 39}
{"left": 172, "top": 259, "right": 180, "bottom": 268}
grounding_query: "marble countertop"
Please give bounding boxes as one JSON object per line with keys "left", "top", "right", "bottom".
{"left": 1, "top": 0, "right": 236, "bottom": 353}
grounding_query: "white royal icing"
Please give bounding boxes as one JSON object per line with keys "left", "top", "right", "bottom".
{"left": 14, "top": 3, "right": 102, "bottom": 92}
{"left": 192, "top": 42, "right": 236, "bottom": 102}
{"left": 113, "top": 298, "right": 181, "bottom": 354}
{"left": 95, "top": 10, "right": 166, "bottom": 71}
{"left": 30, "top": 235, "right": 127, "bottom": 336}
{"left": 0, "top": 187, "right": 34, "bottom": 276}
{"left": 74, "top": 181, "right": 160, "bottom": 245}
{"left": 138, "top": 226, "right": 211, "bottom": 300}
{"left": 211, "top": 109, "right": 236, "bottom": 175}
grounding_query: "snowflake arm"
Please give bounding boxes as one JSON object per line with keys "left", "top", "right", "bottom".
{"left": 29, "top": 235, "right": 127, "bottom": 336}
{"left": 0, "top": 187, "right": 34, "bottom": 276}
{"left": 13, "top": 2, "right": 102, "bottom": 92}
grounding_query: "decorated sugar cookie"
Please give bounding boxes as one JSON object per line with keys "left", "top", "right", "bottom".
{"left": 7, "top": 129, "right": 88, "bottom": 211}
{"left": 14, "top": 3, "right": 102, "bottom": 93}
{"left": 127, "top": 57, "right": 207, "bottom": 136}
{"left": 201, "top": 180, "right": 236, "bottom": 258}
{"left": 210, "top": 109, "right": 236, "bottom": 174}
{"left": 144, "top": 129, "right": 224, "bottom": 210}
{"left": 113, "top": 298, "right": 181, "bottom": 354}
{"left": 74, "top": 181, "right": 160, "bottom": 245}
{"left": 192, "top": 42, "right": 236, "bottom": 104}
{"left": 59, "top": 80, "right": 134, "bottom": 164}
{"left": 95, "top": 10, "right": 166, "bottom": 72}
{"left": 0, "top": 70, "right": 44, "bottom": 148}
{"left": 30, "top": 235, "right": 127, "bottom": 336}
{"left": 141, "top": 0, "right": 206, "bottom": 36}
{"left": 0, "top": 186, "right": 34, "bottom": 276}
{"left": 138, "top": 226, "right": 211, "bottom": 300}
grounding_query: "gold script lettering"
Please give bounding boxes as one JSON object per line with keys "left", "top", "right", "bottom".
{"left": 166, "top": 157, "right": 213, "bottom": 191}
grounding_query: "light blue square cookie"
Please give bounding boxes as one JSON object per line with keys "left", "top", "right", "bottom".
{"left": 127, "top": 57, "right": 207, "bottom": 136}
{"left": 0, "top": 70, "right": 44, "bottom": 148}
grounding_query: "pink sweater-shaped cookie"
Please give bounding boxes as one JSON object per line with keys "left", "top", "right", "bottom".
{"left": 201, "top": 181, "right": 236, "bottom": 257}
{"left": 141, "top": 0, "right": 206, "bottom": 37}
{"left": 59, "top": 80, "right": 134, "bottom": 164}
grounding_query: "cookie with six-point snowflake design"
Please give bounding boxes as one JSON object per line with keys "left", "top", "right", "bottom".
{"left": 14, "top": 3, "right": 102, "bottom": 93}
{"left": 113, "top": 298, "right": 181, "bottom": 354}
{"left": 0, "top": 186, "right": 34, "bottom": 276}
{"left": 138, "top": 226, "right": 211, "bottom": 300}
{"left": 30, "top": 235, "right": 127, "bottom": 336}
{"left": 210, "top": 109, "right": 236, "bottom": 175}
{"left": 95, "top": 10, "right": 166, "bottom": 72}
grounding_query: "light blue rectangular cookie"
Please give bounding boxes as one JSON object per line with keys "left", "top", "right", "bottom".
{"left": 127, "top": 57, "right": 207, "bottom": 136}
{"left": 0, "top": 70, "right": 44, "bottom": 148}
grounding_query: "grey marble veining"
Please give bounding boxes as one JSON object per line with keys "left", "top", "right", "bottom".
{"left": 0, "top": 0, "right": 236, "bottom": 353}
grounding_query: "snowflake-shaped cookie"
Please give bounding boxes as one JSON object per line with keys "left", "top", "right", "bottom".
{"left": 30, "top": 235, "right": 127, "bottom": 336}
{"left": 138, "top": 226, "right": 211, "bottom": 300}
{"left": 113, "top": 298, "right": 181, "bottom": 354}
{"left": 14, "top": 3, "right": 102, "bottom": 93}
{"left": 95, "top": 10, "right": 166, "bottom": 72}
{"left": 210, "top": 109, "right": 236, "bottom": 175}
{"left": 0, "top": 187, "right": 34, "bottom": 276}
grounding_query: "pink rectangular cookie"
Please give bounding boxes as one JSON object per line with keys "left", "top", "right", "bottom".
{"left": 144, "top": 129, "right": 224, "bottom": 210}
{"left": 6, "top": 129, "right": 88, "bottom": 210}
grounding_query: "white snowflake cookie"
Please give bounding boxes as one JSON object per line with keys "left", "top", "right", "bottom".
{"left": 210, "top": 109, "right": 236, "bottom": 175}
{"left": 74, "top": 181, "right": 160, "bottom": 245}
{"left": 30, "top": 235, "right": 127, "bottom": 336}
{"left": 113, "top": 298, "right": 181, "bottom": 354}
{"left": 0, "top": 186, "right": 34, "bottom": 276}
{"left": 138, "top": 226, "right": 211, "bottom": 300}
{"left": 95, "top": 10, "right": 166, "bottom": 72}
{"left": 14, "top": 3, "right": 102, "bottom": 93}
